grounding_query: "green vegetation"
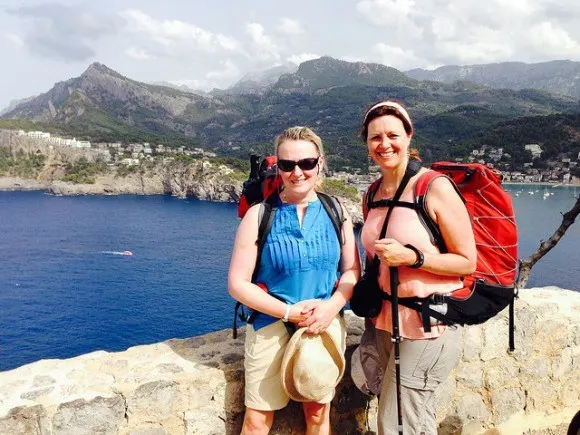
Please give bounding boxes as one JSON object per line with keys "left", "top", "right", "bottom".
{"left": 0, "top": 148, "right": 46, "bottom": 178}
{"left": 63, "top": 157, "right": 108, "bottom": 184}
{"left": 116, "top": 164, "right": 139, "bottom": 177}
{"left": 208, "top": 156, "right": 250, "bottom": 173}
{"left": 319, "top": 178, "right": 360, "bottom": 202}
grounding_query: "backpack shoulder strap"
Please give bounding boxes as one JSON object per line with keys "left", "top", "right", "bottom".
{"left": 252, "top": 194, "right": 279, "bottom": 283}
{"left": 233, "top": 194, "right": 278, "bottom": 339}
{"left": 413, "top": 170, "right": 450, "bottom": 253}
{"left": 363, "top": 178, "right": 382, "bottom": 221}
{"left": 317, "top": 192, "right": 346, "bottom": 245}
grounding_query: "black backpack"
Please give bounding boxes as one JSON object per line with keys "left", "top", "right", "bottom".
{"left": 232, "top": 191, "right": 345, "bottom": 338}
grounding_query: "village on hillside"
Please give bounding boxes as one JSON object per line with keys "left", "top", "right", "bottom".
{"left": 13, "top": 129, "right": 217, "bottom": 166}
{"left": 8, "top": 129, "right": 580, "bottom": 187}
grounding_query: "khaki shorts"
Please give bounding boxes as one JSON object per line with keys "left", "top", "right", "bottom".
{"left": 244, "top": 316, "right": 346, "bottom": 411}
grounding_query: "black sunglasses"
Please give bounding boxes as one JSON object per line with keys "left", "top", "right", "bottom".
{"left": 277, "top": 157, "right": 319, "bottom": 172}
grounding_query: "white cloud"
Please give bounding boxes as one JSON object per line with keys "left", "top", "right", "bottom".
{"left": 371, "top": 43, "right": 426, "bottom": 70}
{"left": 6, "top": 33, "right": 24, "bottom": 46}
{"left": 355, "top": 0, "right": 580, "bottom": 67}
{"left": 120, "top": 9, "right": 242, "bottom": 55}
{"left": 527, "top": 21, "right": 580, "bottom": 57}
{"left": 125, "top": 47, "right": 154, "bottom": 60}
{"left": 245, "top": 22, "right": 280, "bottom": 61}
{"left": 206, "top": 59, "right": 240, "bottom": 81}
{"left": 356, "top": 0, "right": 423, "bottom": 38}
{"left": 279, "top": 18, "right": 305, "bottom": 36}
{"left": 287, "top": 53, "right": 319, "bottom": 65}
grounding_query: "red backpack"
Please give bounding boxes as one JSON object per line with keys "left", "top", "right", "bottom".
{"left": 363, "top": 161, "right": 519, "bottom": 349}
{"left": 237, "top": 155, "right": 282, "bottom": 218}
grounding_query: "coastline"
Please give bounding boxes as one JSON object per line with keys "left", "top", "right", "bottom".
{"left": 3, "top": 176, "right": 579, "bottom": 195}
{"left": 503, "top": 181, "right": 580, "bottom": 187}
{"left": 0, "top": 177, "right": 47, "bottom": 191}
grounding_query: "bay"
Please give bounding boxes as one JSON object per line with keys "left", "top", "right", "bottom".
{"left": 0, "top": 186, "right": 578, "bottom": 371}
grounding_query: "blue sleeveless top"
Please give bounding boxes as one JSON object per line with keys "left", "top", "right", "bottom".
{"left": 252, "top": 198, "right": 341, "bottom": 330}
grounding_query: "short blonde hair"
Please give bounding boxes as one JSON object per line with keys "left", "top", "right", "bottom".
{"left": 274, "top": 126, "right": 324, "bottom": 157}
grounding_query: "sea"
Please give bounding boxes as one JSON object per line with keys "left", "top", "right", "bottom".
{"left": 0, "top": 185, "right": 578, "bottom": 371}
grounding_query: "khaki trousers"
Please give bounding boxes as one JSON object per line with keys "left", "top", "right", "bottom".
{"left": 375, "top": 326, "right": 461, "bottom": 435}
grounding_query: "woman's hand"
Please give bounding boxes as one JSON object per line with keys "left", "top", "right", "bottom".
{"left": 287, "top": 299, "right": 320, "bottom": 324}
{"left": 297, "top": 299, "right": 341, "bottom": 335}
{"left": 374, "top": 238, "right": 416, "bottom": 267}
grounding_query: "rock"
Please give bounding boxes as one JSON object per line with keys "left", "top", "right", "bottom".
{"left": 0, "top": 405, "right": 49, "bottom": 435}
{"left": 127, "top": 381, "right": 181, "bottom": 423}
{"left": 456, "top": 393, "right": 491, "bottom": 422}
{"left": 491, "top": 388, "right": 525, "bottom": 424}
{"left": 52, "top": 395, "right": 125, "bottom": 435}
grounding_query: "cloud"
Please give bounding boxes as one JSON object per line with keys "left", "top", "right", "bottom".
{"left": 278, "top": 18, "right": 305, "bottom": 36}
{"left": 120, "top": 9, "right": 242, "bottom": 56}
{"left": 371, "top": 43, "right": 427, "bottom": 70}
{"left": 125, "top": 47, "right": 155, "bottom": 60}
{"left": 206, "top": 59, "right": 240, "bottom": 81}
{"left": 287, "top": 53, "right": 319, "bottom": 65}
{"left": 8, "top": 3, "right": 120, "bottom": 61}
{"left": 169, "top": 60, "right": 241, "bottom": 91}
{"left": 355, "top": 0, "right": 580, "bottom": 68}
{"left": 246, "top": 22, "right": 281, "bottom": 61}
{"left": 6, "top": 33, "right": 24, "bottom": 47}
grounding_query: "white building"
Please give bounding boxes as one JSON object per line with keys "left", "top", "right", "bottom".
{"left": 524, "top": 144, "right": 543, "bottom": 159}
{"left": 27, "top": 131, "right": 50, "bottom": 139}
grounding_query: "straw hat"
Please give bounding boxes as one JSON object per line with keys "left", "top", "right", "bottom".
{"left": 280, "top": 326, "right": 345, "bottom": 403}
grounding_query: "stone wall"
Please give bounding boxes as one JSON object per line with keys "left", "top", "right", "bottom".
{"left": 1, "top": 287, "right": 579, "bottom": 435}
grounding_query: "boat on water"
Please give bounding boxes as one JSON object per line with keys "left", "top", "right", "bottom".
{"left": 122, "top": 251, "right": 133, "bottom": 256}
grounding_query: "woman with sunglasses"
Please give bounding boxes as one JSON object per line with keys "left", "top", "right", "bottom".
{"left": 359, "top": 101, "right": 476, "bottom": 435}
{"left": 229, "top": 126, "right": 360, "bottom": 434}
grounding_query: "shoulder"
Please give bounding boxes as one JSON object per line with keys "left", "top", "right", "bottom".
{"left": 240, "top": 202, "right": 265, "bottom": 227}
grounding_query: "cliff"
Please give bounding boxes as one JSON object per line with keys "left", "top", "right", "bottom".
{"left": 1, "top": 287, "right": 578, "bottom": 435}
{"left": 0, "top": 130, "right": 243, "bottom": 202}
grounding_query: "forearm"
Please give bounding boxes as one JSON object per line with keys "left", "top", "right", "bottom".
{"left": 417, "top": 251, "right": 475, "bottom": 277}
{"left": 229, "top": 281, "right": 289, "bottom": 319}
{"left": 329, "top": 268, "right": 359, "bottom": 310}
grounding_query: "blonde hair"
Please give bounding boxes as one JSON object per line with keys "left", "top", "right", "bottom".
{"left": 274, "top": 126, "right": 327, "bottom": 172}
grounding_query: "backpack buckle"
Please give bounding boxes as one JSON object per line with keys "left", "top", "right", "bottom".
{"left": 429, "top": 294, "right": 447, "bottom": 305}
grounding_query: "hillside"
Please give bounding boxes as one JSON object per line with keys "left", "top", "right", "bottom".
{"left": 406, "top": 60, "right": 580, "bottom": 100}
{"left": 3, "top": 57, "right": 580, "bottom": 171}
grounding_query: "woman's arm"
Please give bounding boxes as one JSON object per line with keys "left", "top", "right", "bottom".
{"left": 228, "top": 204, "right": 308, "bottom": 323}
{"left": 374, "top": 176, "right": 476, "bottom": 276}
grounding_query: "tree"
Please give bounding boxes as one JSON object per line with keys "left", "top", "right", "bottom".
{"left": 517, "top": 196, "right": 580, "bottom": 288}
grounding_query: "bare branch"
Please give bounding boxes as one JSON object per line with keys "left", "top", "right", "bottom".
{"left": 517, "top": 195, "right": 580, "bottom": 288}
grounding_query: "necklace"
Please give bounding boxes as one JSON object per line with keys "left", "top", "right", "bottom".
{"left": 280, "top": 190, "right": 317, "bottom": 206}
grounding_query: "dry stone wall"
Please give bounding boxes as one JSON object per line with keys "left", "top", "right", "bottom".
{"left": 1, "top": 287, "right": 579, "bottom": 435}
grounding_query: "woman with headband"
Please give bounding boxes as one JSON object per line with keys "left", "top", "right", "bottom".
{"left": 359, "top": 101, "right": 476, "bottom": 434}
{"left": 229, "top": 126, "right": 360, "bottom": 434}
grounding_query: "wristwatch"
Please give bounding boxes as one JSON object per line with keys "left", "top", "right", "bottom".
{"left": 405, "top": 244, "right": 425, "bottom": 269}
{"left": 282, "top": 303, "right": 292, "bottom": 322}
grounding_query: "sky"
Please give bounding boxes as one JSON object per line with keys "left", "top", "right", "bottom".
{"left": 1, "top": 0, "right": 580, "bottom": 110}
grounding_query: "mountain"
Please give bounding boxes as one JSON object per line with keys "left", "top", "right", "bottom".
{"left": 0, "top": 95, "right": 38, "bottom": 116}
{"left": 1, "top": 63, "right": 236, "bottom": 145}
{"left": 149, "top": 81, "right": 209, "bottom": 97}
{"left": 273, "top": 56, "right": 416, "bottom": 93}
{"left": 2, "top": 58, "right": 580, "bottom": 171}
{"left": 406, "top": 60, "right": 580, "bottom": 100}
{"left": 220, "top": 63, "right": 298, "bottom": 95}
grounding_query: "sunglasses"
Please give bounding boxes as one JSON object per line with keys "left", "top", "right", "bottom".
{"left": 277, "top": 157, "right": 319, "bottom": 172}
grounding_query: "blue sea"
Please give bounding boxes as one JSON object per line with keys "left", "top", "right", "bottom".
{"left": 1, "top": 186, "right": 579, "bottom": 371}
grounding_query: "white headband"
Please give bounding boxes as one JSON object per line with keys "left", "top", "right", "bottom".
{"left": 363, "top": 101, "right": 413, "bottom": 130}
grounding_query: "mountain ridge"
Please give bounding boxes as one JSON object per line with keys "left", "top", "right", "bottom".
{"left": 2, "top": 57, "right": 580, "bottom": 171}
